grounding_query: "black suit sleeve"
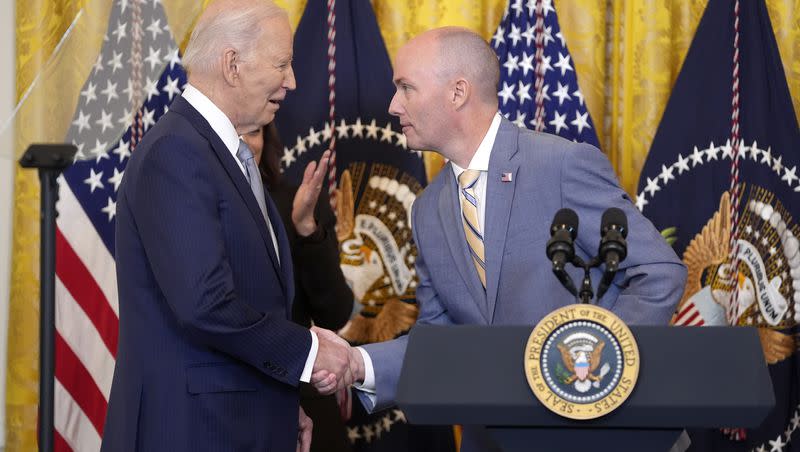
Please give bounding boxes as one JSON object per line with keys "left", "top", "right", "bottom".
{"left": 269, "top": 183, "right": 354, "bottom": 331}
{"left": 291, "top": 189, "right": 355, "bottom": 330}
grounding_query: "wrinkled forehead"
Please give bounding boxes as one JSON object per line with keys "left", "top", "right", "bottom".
{"left": 257, "top": 15, "right": 293, "bottom": 57}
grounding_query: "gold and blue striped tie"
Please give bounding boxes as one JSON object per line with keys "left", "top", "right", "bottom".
{"left": 458, "top": 169, "right": 486, "bottom": 288}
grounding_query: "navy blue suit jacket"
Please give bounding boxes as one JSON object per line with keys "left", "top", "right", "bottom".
{"left": 102, "top": 96, "right": 311, "bottom": 451}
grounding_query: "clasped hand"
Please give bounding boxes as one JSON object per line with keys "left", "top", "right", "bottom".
{"left": 310, "top": 326, "right": 364, "bottom": 395}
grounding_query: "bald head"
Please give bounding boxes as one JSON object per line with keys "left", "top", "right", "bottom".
{"left": 183, "top": 0, "right": 287, "bottom": 78}
{"left": 389, "top": 27, "right": 500, "bottom": 163}
{"left": 413, "top": 27, "right": 500, "bottom": 106}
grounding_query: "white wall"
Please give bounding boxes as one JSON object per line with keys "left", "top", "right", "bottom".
{"left": 0, "top": 0, "right": 16, "bottom": 448}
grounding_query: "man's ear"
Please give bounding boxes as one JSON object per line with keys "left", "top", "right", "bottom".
{"left": 221, "top": 48, "right": 239, "bottom": 87}
{"left": 452, "top": 78, "right": 469, "bottom": 109}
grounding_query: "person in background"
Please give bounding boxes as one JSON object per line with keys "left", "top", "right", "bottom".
{"left": 243, "top": 123, "right": 354, "bottom": 452}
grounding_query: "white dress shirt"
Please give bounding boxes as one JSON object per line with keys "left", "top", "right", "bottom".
{"left": 449, "top": 112, "right": 502, "bottom": 233}
{"left": 355, "top": 112, "right": 503, "bottom": 402}
{"left": 182, "top": 84, "right": 318, "bottom": 382}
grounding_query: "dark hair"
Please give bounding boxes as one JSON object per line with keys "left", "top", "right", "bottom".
{"left": 258, "top": 122, "right": 283, "bottom": 189}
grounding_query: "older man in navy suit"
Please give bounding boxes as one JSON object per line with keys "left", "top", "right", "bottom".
{"left": 311, "top": 27, "right": 688, "bottom": 451}
{"left": 102, "top": 1, "right": 354, "bottom": 451}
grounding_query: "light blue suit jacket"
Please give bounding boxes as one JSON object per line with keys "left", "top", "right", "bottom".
{"left": 359, "top": 118, "right": 687, "bottom": 451}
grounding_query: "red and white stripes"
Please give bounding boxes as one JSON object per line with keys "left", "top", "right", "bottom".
{"left": 673, "top": 302, "right": 706, "bottom": 327}
{"left": 727, "top": 0, "right": 742, "bottom": 324}
{"left": 326, "top": 0, "right": 338, "bottom": 211}
{"left": 55, "top": 178, "right": 120, "bottom": 450}
{"left": 720, "top": 8, "right": 750, "bottom": 442}
{"left": 130, "top": 0, "right": 144, "bottom": 149}
{"left": 532, "top": 0, "right": 546, "bottom": 132}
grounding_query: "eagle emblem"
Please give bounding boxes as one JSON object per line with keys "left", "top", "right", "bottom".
{"left": 673, "top": 188, "right": 798, "bottom": 364}
{"left": 335, "top": 164, "right": 424, "bottom": 344}
{"left": 525, "top": 305, "right": 639, "bottom": 420}
{"left": 556, "top": 332, "right": 611, "bottom": 393}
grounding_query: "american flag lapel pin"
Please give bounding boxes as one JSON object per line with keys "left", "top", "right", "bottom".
{"left": 501, "top": 172, "right": 513, "bottom": 182}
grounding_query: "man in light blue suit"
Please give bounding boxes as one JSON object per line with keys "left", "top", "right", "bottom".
{"left": 104, "top": 1, "right": 352, "bottom": 451}
{"left": 313, "top": 27, "right": 688, "bottom": 451}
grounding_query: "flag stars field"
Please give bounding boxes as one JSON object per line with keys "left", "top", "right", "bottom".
{"left": 493, "top": 1, "right": 599, "bottom": 146}
{"left": 53, "top": 1, "right": 189, "bottom": 444}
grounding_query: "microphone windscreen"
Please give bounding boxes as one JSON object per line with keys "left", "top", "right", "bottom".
{"left": 550, "top": 208, "right": 579, "bottom": 240}
{"left": 601, "top": 207, "right": 628, "bottom": 237}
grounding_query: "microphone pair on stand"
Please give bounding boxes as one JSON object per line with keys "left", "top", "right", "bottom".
{"left": 545, "top": 207, "right": 628, "bottom": 303}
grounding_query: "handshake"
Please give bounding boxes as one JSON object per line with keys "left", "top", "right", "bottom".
{"left": 310, "top": 326, "right": 365, "bottom": 395}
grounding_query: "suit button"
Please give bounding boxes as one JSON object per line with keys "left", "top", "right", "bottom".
{"left": 263, "top": 361, "right": 273, "bottom": 370}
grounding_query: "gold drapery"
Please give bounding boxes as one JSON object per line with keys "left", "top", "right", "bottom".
{"left": 140, "top": 0, "right": 800, "bottom": 192}
{"left": 8, "top": 0, "right": 799, "bottom": 449}
{"left": 9, "top": 1, "right": 110, "bottom": 449}
{"left": 365, "top": 0, "right": 799, "bottom": 193}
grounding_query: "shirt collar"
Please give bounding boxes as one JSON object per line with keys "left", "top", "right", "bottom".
{"left": 182, "top": 84, "right": 241, "bottom": 155}
{"left": 451, "top": 112, "right": 503, "bottom": 177}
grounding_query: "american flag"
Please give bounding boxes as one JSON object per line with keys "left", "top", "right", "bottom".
{"left": 54, "top": 0, "right": 186, "bottom": 449}
{"left": 492, "top": 0, "right": 600, "bottom": 147}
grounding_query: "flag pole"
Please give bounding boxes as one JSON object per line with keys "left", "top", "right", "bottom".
{"left": 18, "top": 144, "right": 77, "bottom": 452}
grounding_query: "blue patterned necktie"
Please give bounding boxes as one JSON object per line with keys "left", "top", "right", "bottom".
{"left": 237, "top": 139, "right": 280, "bottom": 265}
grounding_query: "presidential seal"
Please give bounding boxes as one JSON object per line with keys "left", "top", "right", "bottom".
{"left": 524, "top": 304, "right": 639, "bottom": 420}
{"left": 671, "top": 189, "right": 799, "bottom": 363}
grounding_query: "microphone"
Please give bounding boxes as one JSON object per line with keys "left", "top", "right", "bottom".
{"left": 546, "top": 208, "right": 579, "bottom": 296}
{"left": 596, "top": 207, "right": 628, "bottom": 300}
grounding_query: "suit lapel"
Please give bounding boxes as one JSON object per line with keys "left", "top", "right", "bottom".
{"left": 438, "top": 164, "right": 489, "bottom": 322}
{"left": 484, "top": 119, "right": 520, "bottom": 323}
{"left": 169, "top": 96, "right": 286, "bottom": 296}
{"left": 264, "top": 193, "right": 294, "bottom": 309}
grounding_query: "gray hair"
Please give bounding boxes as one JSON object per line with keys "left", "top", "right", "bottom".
{"left": 183, "top": 0, "right": 287, "bottom": 77}
{"left": 434, "top": 27, "right": 500, "bottom": 106}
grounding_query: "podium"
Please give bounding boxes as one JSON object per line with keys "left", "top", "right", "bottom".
{"left": 396, "top": 325, "right": 775, "bottom": 452}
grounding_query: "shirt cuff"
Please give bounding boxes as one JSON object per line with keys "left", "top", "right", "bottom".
{"left": 354, "top": 347, "right": 376, "bottom": 392}
{"left": 299, "top": 330, "right": 319, "bottom": 383}
{"left": 354, "top": 347, "right": 377, "bottom": 409}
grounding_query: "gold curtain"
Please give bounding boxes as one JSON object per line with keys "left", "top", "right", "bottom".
{"left": 152, "top": 0, "right": 800, "bottom": 191}
{"left": 365, "top": 0, "right": 800, "bottom": 193}
{"left": 7, "top": 0, "right": 799, "bottom": 450}
{"left": 8, "top": 0, "right": 111, "bottom": 449}
{"left": 561, "top": 0, "right": 799, "bottom": 194}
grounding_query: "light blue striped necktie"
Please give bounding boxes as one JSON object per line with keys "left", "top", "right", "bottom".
{"left": 237, "top": 139, "right": 280, "bottom": 265}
